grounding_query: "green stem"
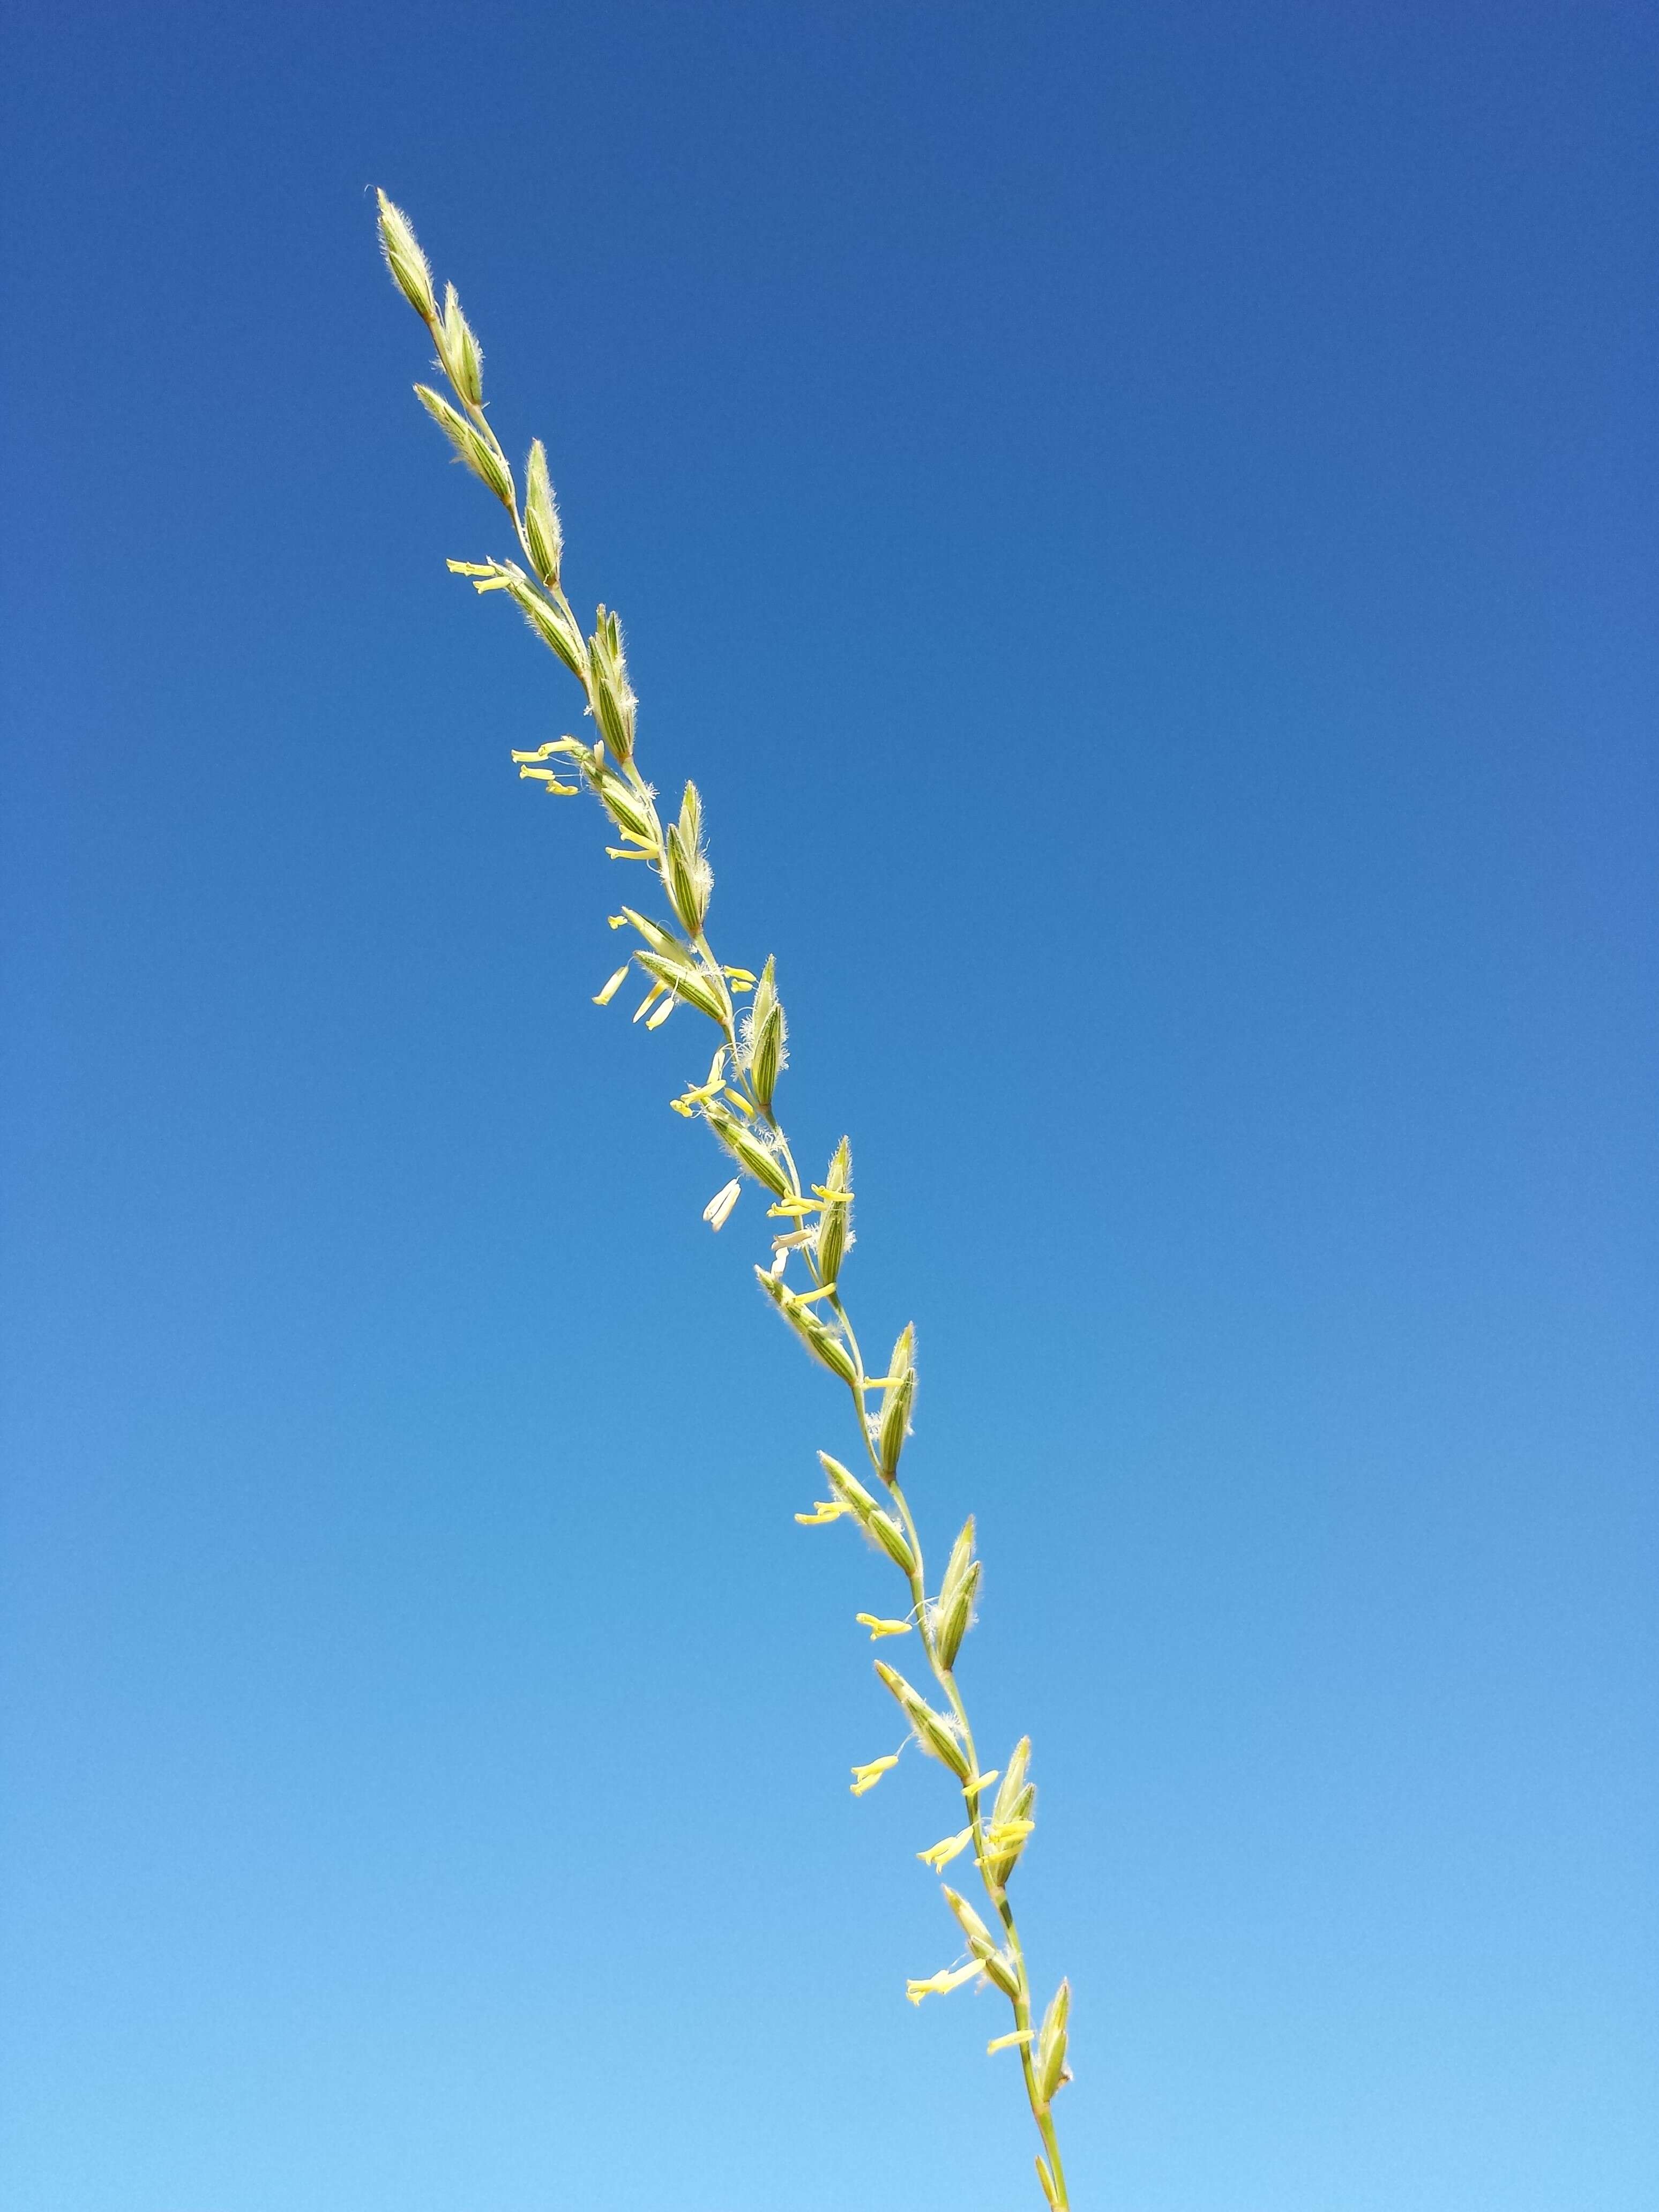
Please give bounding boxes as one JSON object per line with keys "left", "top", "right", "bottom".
{"left": 409, "top": 290, "right": 1071, "bottom": 2210}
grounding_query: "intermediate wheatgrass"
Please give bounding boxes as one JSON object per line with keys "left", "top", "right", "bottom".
{"left": 375, "top": 191, "right": 1076, "bottom": 2209}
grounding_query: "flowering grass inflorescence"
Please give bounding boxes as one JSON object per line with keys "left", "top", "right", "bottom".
{"left": 376, "top": 190, "right": 1075, "bottom": 2209}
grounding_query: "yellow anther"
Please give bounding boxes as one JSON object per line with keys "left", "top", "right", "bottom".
{"left": 905, "top": 1962, "right": 981, "bottom": 2005}
{"left": 849, "top": 1754, "right": 900, "bottom": 1796}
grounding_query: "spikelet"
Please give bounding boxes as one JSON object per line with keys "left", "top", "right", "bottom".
{"left": 437, "top": 282, "right": 484, "bottom": 407}
{"left": 523, "top": 438, "right": 563, "bottom": 587}
{"left": 819, "top": 1453, "right": 915, "bottom": 1574}
{"left": 931, "top": 1516, "right": 981, "bottom": 1671}
{"left": 876, "top": 1325, "right": 915, "bottom": 1481}
{"left": 376, "top": 190, "right": 436, "bottom": 322}
{"left": 1035, "top": 1979, "right": 1072, "bottom": 2106}
{"left": 875, "top": 1662, "right": 969, "bottom": 1780}
{"left": 815, "top": 1138, "right": 853, "bottom": 1286}
{"left": 587, "top": 606, "right": 637, "bottom": 760}
{"left": 664, "top": 784, "right": 713, "bottom": 935}
{"left": 745, "top": 955, "right": 787, "bottom": 1114}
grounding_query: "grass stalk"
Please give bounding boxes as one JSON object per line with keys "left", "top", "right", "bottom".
{"left": 373, "top": 190, "right": 1076, "bottom": 2207}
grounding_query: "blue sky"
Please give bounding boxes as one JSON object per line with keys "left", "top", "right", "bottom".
{"left": 2, "top": 4, "right": 1654, "bottom": 2208}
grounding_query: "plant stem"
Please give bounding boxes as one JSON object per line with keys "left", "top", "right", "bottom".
{"left": 381, "top": 202, "right": 1073, "bottom": 2204}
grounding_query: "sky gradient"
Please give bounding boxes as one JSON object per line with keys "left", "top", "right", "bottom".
{"left": 3, "top": 5, "right": 1655, "bottom": 2209}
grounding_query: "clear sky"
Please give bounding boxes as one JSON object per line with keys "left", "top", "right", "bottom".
{"left": 2, "top": 5, "right": 1655, "bottom": 2209}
